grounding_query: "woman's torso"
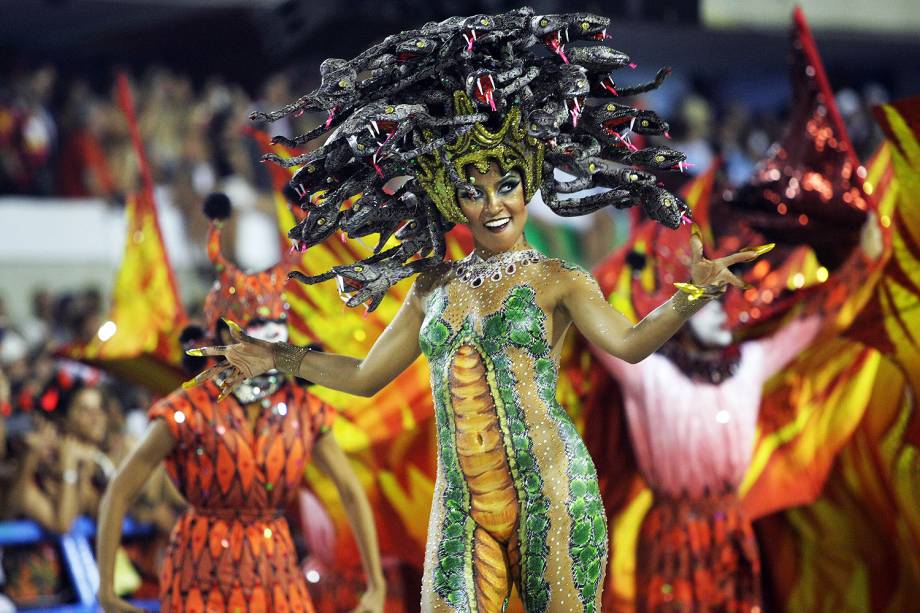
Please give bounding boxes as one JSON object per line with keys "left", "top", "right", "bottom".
{"left": 417, "top": 250, "right": 609, "bottom": 609}
{"left": 153, "top": 381, "right": 328, "bottom": 511}
{"left": 418, "top": 250, "right": 584, "bottom": 481}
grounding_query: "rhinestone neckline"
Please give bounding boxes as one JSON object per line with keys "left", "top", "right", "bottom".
{"left": 454, "top": 248, "right": 542, "bottom": 288}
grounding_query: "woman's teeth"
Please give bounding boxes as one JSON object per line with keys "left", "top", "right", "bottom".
{"left": 484, "top": 217, "right": 511, "bottom": 232}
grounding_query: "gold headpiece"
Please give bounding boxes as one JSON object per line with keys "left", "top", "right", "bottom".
{"left": 416, "top": 91, "right": 544, "bottom": 224}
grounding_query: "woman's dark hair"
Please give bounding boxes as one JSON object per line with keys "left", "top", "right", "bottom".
{"left": 31, "top": 366, "right": 98, "bottom": 423}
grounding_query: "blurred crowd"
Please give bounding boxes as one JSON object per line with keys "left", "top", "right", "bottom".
{"left": 0, "top": 287, "right": 182, "bottom": 608}
{"left": 1, "top": 63, "right": 332, "bottom": 272}
{"left": 0, "top": 62, "right": 889, "bottom": 266}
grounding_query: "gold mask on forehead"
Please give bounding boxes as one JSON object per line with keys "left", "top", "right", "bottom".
{"left": 416, "top": 91, "right": 545, "bottom": 224}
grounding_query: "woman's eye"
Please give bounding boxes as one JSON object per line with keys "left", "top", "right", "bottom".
{"left": 499, "top": 180, "right": 520, "bottom": 194}
{"left": 461, "top": 189, "right": 482, "bottom": 200}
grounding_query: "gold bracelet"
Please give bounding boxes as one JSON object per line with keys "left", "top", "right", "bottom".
{"left": 272, "top": 342, "right": 311, "bottom": 376}
{"left": 671, "top": 282, "right": 723, "bottom": 316}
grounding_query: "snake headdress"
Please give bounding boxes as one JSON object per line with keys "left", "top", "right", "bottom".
{"left": 259, "top": 7, "right": 691, "bottom": 310}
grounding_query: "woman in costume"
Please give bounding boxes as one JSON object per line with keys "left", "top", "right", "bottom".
{"left": 588, "top": 220, "right": 814, "bottom": 612}
{"left": 586, "top": 212, "right": 880, "bottom": 612}
{"left": 96, "top": 195, "right": 385, "bottom": 613}
{"left": 192, "top": 8, "right": 770, "bottom": 612}
{"left": 580, "top": 12, "right": 887, "bottom": 607}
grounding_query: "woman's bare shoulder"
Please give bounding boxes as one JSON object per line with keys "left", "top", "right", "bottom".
{"left": 535, "top": 257, "right": 597, "bottom": 289}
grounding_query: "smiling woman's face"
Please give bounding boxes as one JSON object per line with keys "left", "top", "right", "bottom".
{"left": 457, "top": 161, "right": 528, "bottom": 254}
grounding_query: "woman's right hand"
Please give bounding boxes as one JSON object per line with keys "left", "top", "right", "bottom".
{"left": 99, "top": 593, "right": 146, "bottom": 613}
{"left": 185, "top": 320, "right": 276, "bottom": 400}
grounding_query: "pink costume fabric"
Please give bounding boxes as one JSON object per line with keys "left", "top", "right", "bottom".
{"left": 592, "top": 316, "right": 819, "bottom": 611}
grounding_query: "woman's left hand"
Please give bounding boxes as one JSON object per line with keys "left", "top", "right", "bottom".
{"left": 688, "top": 226, "right": 773, "bottom": 290}
{"left": 351, "top": 587, "right": 386, "bottom": 613}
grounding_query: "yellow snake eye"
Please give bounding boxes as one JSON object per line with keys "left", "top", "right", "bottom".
{"left": 655, "top": 154, "right": 665, "bottom": 162}
{"left": 338, "top": 79, "right": 348, "bottom": 88}
{"left": 307, "top": 165, "right": 315, "bottom": 172}
{"left": 416, "top": 40, "right": 426, "bottom": 48}
{"left": 606, "top": 103, "right": 615, "bottom": 111}
{"left": 480, "top": 18, "right": 490, "bottom": 26}
{"left": 588, "top": 163, "right": 597, "bottom": 172}
{"left": 385, "top": 106, "right": 395, "bottom": 113}
{"left": 540, "top": 18, "right": 549, "bottom": 27}
{"left": 354, "top": 266, "right": 364, "bottom": 272}
{"left": 581, "top": 22, "right": 590, "bottom": 30}
{"left": 317, "top": 218, "right": 326, "bottom": 225}
{"left": 642, "top": 120, "right": 649, "bottom": 127}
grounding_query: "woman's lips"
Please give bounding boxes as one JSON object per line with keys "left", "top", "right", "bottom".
{"left": 483, "top": 217, "right": 511, "bottom": 233}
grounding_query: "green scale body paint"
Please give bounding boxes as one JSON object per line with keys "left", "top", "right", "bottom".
{"left": 419, "top": 281, "right": 607, "bottom": 612}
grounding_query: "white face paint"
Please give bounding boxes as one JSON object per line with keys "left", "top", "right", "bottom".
{"left": 245, "top": 320, "right": 288, "bottom": 344}
{"left": 688, "top": 300, "right": 733, "bottom": 348}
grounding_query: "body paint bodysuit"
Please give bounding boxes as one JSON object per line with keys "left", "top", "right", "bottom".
{"left": 418, "top": 250, "right": 607, "bottom": 613}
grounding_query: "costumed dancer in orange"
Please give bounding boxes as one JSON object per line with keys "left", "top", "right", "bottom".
{"left": 95, "top": 194, "right": 385, "bottom": 613}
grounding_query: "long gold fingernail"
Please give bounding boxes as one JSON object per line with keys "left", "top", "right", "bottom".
{"left": 747, "top": 243, "right": 775, "bottom": 256}
{"left": 186, "top": 348, "right": 204, "bottom": 356}
{"left": 222, "top": 318, "right": 243, "bottom": 333}
{"left": 181, "top": 379, "right": 197, "bottom": 390}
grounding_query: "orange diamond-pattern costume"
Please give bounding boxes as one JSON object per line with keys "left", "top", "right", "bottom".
{"left": 149, "top": 380, "right": 334, "bottom": 613}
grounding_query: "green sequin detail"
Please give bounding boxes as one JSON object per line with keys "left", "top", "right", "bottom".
{"left": 421, "top": 286, "right": 551, "bottom": 611}
{"left": 419, "top": 283, "right": 605, "bottom": 612}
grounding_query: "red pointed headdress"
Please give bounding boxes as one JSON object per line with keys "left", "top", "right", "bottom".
{"left": 201, "top": 193, "right": 290, "bottom": 331}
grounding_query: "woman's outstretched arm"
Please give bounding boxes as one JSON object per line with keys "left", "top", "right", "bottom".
{"left": 189, "top": 281, "right": 427, "bottom": 398}
{"left": 564, "top": 232, "right": 770, "bottom": 363}
{"left": 96, "top": 419, "right": 176, "bottom": 613}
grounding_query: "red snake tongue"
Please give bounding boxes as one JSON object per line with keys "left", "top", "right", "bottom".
{"left": 463, "top": 28, "right": 478, "bottom": 52}
{"left": 475, "top": 74, "right": 497, "bottom": 110}
{"left": 600, "top": 76, "right": 618, "bottom": 96}
{"left": 544, "top": 30, "right": 570, "bottom": 64}
{"left": 324, "top": 106, "right": 337, "bottom": 128}
{"left": 567, "top": 97, "right": 583, "bottom": 127}
{"left": 336, "top": 275, "right": 365, "bottom": 303}
{"left": 602, "top": 116, "right": 630, "bottom": 134}
{"left": 371, "top": 129, "right": 398, "bottom": 177}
